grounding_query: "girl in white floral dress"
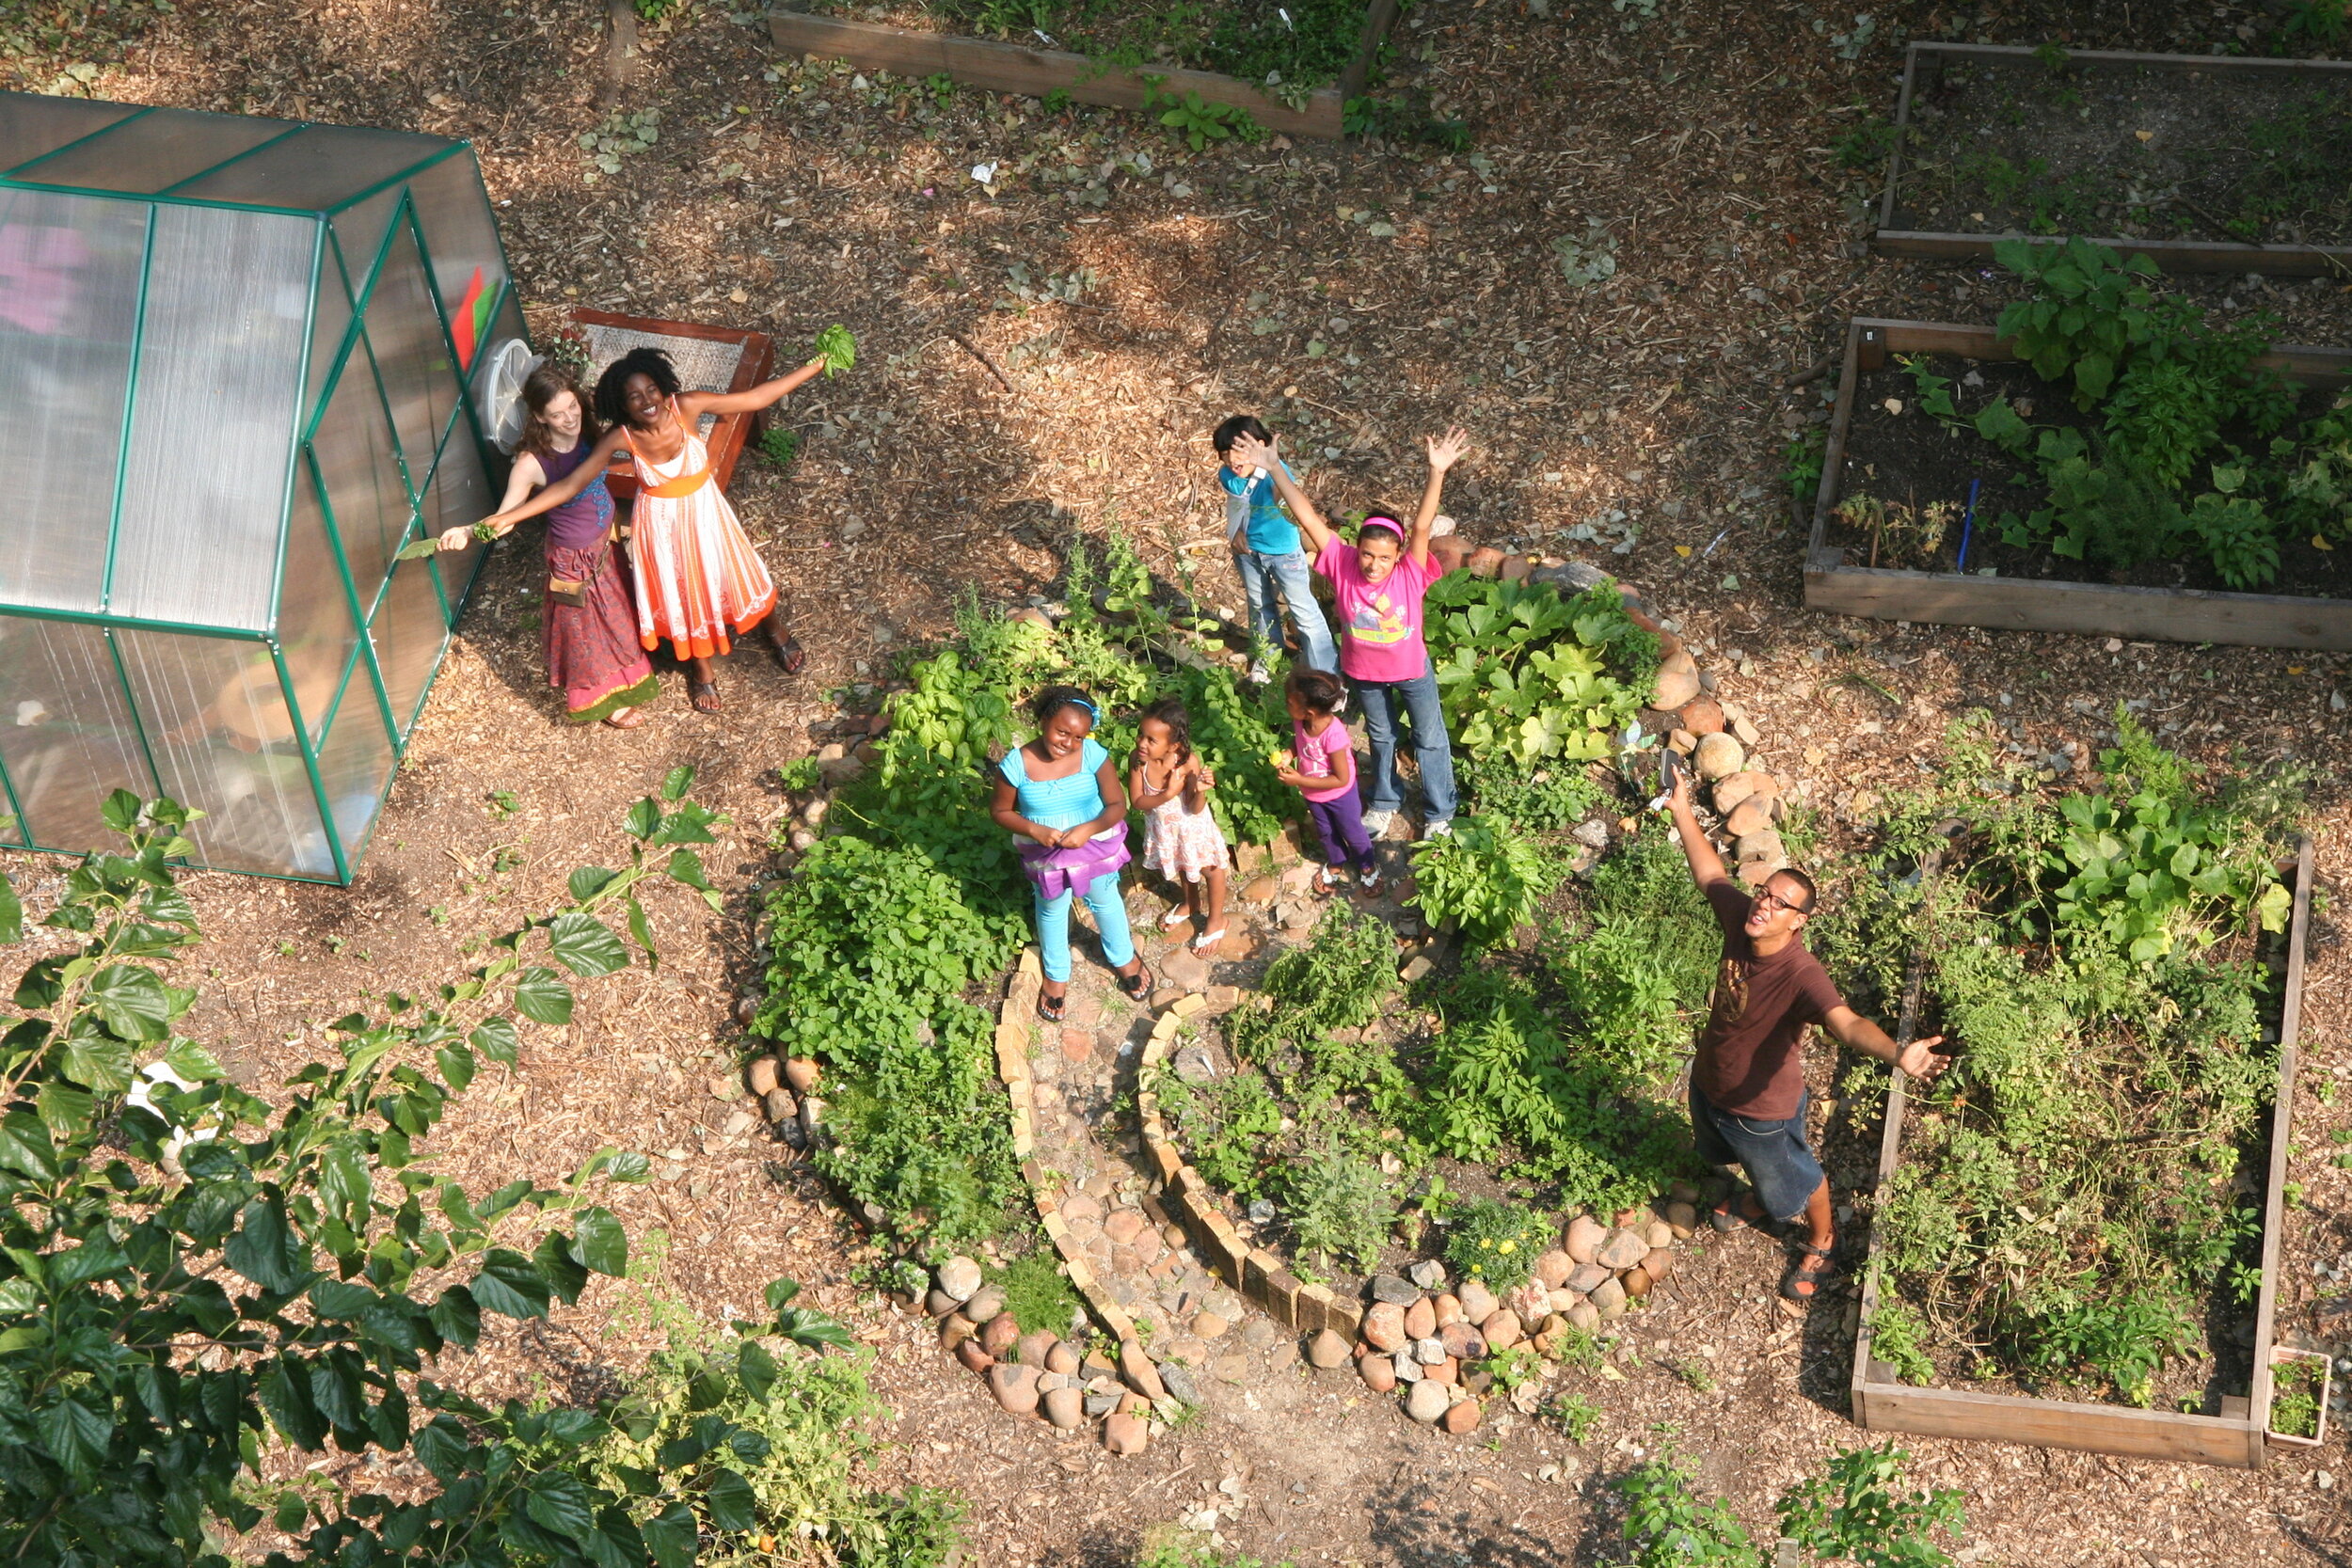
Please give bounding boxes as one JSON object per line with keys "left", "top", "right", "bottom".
{"left": 1129, "top": 698, "right": 1231, "bottom": 952}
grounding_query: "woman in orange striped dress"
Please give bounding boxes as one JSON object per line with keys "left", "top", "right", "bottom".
{"left": 471, "top": 345, "right": 827, "bottom": 712}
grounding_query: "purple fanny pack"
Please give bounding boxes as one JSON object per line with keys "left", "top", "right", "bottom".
{"left": 1016, "top": 832, "right": 1130, "bottom": 901}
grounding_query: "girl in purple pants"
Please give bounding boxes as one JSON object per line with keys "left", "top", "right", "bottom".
{"left": 1275, "top": 668, "right": 1381, "bottom": 896}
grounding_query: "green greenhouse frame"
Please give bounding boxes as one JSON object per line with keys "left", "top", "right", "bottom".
{"left": 0, "top": 93, "right": 526, "bottom": 883}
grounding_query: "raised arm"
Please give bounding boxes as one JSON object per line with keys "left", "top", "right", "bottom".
{"left": 1409, "top": 427, "right": 1471, "bottom": 569}
{"left": 1227, "top": 431, "right": 1334, "bottom": 555}
{"left": 1666, "top": 765, "right": 1730, "bottom": 895}
{"left": 681, "top": 357, "right": 827, "bottom": 419}
{"left": 472, "top": 426, "right": 630, "bottom": 532}
{"left": 1825, "top": 1006, "right": 1948, "bottom": 1080}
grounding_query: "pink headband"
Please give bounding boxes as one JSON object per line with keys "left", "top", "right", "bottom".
{"left": 1359, "top": 515, "right": 1406, "bottom": 538}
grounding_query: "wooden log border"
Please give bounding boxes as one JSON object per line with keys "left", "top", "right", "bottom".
{"left": 1851, "top": 838, "right": 2315, "bottom": 1469}
{"left": 1871, "top": 41, "right": 2352, "bottom": 277}
{"left": 766, "top": 1, "right": 1406, "bottom": 141}
{"left": 1804, "top": 317, "right": 2352, "bottom": 649}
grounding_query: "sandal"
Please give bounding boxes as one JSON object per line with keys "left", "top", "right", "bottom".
{"left": 689, "top": 680, "right": 723, "bottom": 715}
{"left": 1160, "top": 908, "right": 1196, "bottom": 930}
{"left": 1117, "top": 964, "right": 1152, "bottom": 1003}
{"left": 602, "top": 706, "right": 645, "bottom": 730}
{"left": 1037, "top": 988, "right": 1067, "bottom": 1023}
{"left": 1709, "top": 1189, "right": 1776, "bottom": 1236}
{"left": 1190, "top": 926, "right": 1227, "bottom": 952}
{"left": 1779, "top": 1241, "right": 1837, "bottom": 1303}
{"left": 1311, "top": 868, "right": 1340, "bottom": 897}
{"left": 771, "top": 628, "right": 807, "bottom": 675}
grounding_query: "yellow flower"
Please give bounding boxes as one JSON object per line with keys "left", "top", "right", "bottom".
{"left": 1498, "top": 1240, "right": 1517, "bottom": 1254}
{"left": 1480, "top": 1237, "right": 1493, "bottom": 1249}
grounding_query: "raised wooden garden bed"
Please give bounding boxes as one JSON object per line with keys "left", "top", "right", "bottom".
{"left": 766, "top": 1, "right": 1403, "bottom": 141}
{"left": 1851, "top": 838, "right": 2315, "bottom": 1469}
{"left": 1872, "top": 42, "right": 2352, "bottom": 276}
{"left": 1804, "top": 317, "right": 2352, "bottom": 650}
{"left": 566, "top": 309, "right": 772, "bottom": 502}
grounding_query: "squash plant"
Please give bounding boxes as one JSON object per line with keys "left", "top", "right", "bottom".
{"left": 1424, "top": 575, "right": 1655, "bottom": 768}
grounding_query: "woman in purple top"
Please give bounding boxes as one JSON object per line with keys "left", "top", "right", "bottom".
{"left": 1228, "top": 425, "right": 1470, "bottom": 840}
{"left": 442, "top": 367, "right": 656, "bottom": 727}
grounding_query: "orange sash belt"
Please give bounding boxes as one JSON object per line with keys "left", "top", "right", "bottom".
{"left": 637, "top": 462, "right": 710, "bottom": 499}
{"left": 625, "top": 400, "right": 714, "bottom": 499}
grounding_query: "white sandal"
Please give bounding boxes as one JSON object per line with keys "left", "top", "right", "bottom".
{"left": 1161, "top": 908, "right": 1195, "bottom": 930}
{"left": 1191, "top": 926, "right": 1228, "bottom": 952}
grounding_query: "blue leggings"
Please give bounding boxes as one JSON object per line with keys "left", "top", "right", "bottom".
{"left": 1036, "top": 874, "right": 1136, "bottom": 985}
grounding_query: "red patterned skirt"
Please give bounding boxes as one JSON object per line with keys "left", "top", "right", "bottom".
{"left": 544, "top": 539, "right": 657, "bottom": 723}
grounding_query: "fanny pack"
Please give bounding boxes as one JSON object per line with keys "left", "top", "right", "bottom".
{"left": 548, "top": 526, "right": 616, "bottom": 608}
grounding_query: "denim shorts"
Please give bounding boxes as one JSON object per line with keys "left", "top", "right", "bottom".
{"left": 1689, "top": 1080, "right": 1824, "bottom": 1224}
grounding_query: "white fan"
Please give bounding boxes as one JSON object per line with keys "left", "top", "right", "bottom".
{"left": 482, "top": 338, "right": 542, "bottom": 453}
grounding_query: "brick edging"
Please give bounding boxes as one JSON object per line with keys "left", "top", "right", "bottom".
{"left": 993, "top": 948, "right": 1138, "bottom": 1343}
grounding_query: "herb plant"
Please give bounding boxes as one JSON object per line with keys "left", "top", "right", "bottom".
{"left": 2270, "top": 1355, "right": 2325, "bottom": 1439}
{"left": 1408, "top": 813, "right": 1557, "bottom": 945}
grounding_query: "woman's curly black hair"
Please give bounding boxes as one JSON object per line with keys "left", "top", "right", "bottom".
{"left": 593, "top": 346, "right": 682, "bottom": 430}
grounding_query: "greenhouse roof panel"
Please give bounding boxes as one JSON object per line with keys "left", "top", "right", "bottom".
{"left": 9, "top": 105, "right": 298, "bottom": 197}
{"left": 0, "top": 97, "right": 146, "bottom": 172}
{"left": 169, "top": 122, "right": 450, "bottom": 213}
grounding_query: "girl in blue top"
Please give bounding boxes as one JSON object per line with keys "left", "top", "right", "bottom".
{"left": 989, "top": 686, "right": 1152, "bottom": 1022}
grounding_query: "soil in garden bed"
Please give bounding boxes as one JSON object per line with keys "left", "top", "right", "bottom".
{"left": 1890, "top": 54, "right": 2352, "bottom": 247}
{"left": 1860, "top": 917, "right": 2295, "bottom": 1417}
{"left": 1826, "top": 354, "right": 2352, "bottom": 595}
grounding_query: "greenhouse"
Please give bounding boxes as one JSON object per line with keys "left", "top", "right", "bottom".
{"left": 0, "top": 92, "right": 523, "bottom": 882}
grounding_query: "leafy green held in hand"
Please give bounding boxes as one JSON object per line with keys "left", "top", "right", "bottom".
{"left": 813, "top": 323, "right": 857, "bottom": 377}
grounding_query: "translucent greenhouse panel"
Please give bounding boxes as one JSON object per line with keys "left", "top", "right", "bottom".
{"left": 404, "top": 150, "right": 507, "bottom": 372}
{"left": 0, "top": 187, "right": 147, "bottom": 614}
{"left": 363, "top": 216, "right": 456, "bottom": 479}
{"left": 311, "top": 654, "right": 396, "bottom": 874}
{"left": 113, "top": 629, "right": 335, "bottom": 878}
{"left": 169, "top": 124, "right": 445, "bottom": 214}
{"left": 111, "top": 205, "right": 312, "bottom": 633}
{"left": 13, "top": 106, "right": 292, "bottom": 196}
{"left": 369, "top": 551, "right": 450, "bottom": 740}
{"left": 0, "top": 97, "right": 146, "bottom": 172}
{"left": 277, "top": 460, "right": 360, "bottom": 745}
{"left": 423, "top": 414, "right": 496, "bottom": 620}
{"left": 330, "top": 184, "right": 403, "bottom": 302}
{"left": 0, "top": 616, "right": 154, "bottom": 851}
{"left": 310, "top": 340, "right": 414, "bottom": 617}
{"left": 305, "top": 236, "right": 353, "bottom": 434}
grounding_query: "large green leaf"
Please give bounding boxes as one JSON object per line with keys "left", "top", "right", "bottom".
{"left": 225, "top": 1195, "right": 308, "bottom": 1292}
{"left": 469, "top": 1250, "right": 552, "bottom": 1320}
{"left": 570, "top": 1207, "right": 628, "bottom": 1276}
{"left": 523, "top": 1468, "right": 598, "bottom": 1544}
{"left": 548, "top": 912, "right": 628, "bottom": 978}
{"left": 87, "top": 964, "right": 175, "bottom": 1041}
{"left": 512, "top": 970, "right": 575, "bottom": 1026}
{"left": 35, "top": 1395, "right": 112, "bottom": 1481}
{"left": 470, "top": 1017, "right": 520, "bottom": 1066}
{"left": 703, "top": 1467, "right": 757, "bottom": 1531}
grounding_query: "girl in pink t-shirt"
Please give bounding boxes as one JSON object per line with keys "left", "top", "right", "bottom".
{"left": 1227, "top": 425, "right": 1470, "bottom": 841}
{"left": 1274, "top": 667, "right": 1380, "bottom": 896}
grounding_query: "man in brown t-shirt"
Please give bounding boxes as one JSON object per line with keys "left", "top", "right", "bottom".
{"left": 1668, "top": 768, "right": 1946, "bottom": 1301}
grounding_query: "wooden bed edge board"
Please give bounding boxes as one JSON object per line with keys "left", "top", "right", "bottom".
{"left": 765, "top": 8, "right": 1345, "bottom": 138}
{"left": 1851, "top": 1381, "right": 2264, "bottom": 1467}
{"left": 1804, "top": 320, "right": 1866, "bottom": 560}
{"left": 1867, "top": 230, "right": 2352, "bottom": 278}
{"left": 1804, "top": 562, "right": 2352, "bottom": 652}
{"left": 2248, "top": 836, "right": 2316, "bottom": 1461}
{"left": 1899, "top": 39, "right": 2352, "bottom": 72}
{"left": 1876, "top": 44, "right": 1925, "bottom": 235}
{"left": 1851, "top": 844, "right": 2313, "bottom": 1469}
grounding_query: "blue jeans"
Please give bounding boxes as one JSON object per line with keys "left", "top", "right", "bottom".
{"left": 1035, "top": 872, "right": 1136, "bottom": 985}
{"left": 1233, "top": 548, "right": 1336, "bottom": 673}
{"left": 1689, "top": 1081, "right": 1825, "bottom": 1224}
{"left": 1347, "top": 666, "right": 1456, "bottom": 824}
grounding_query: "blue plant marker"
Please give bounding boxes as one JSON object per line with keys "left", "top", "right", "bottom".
{"left": 1955, "top": 477, "right": 1982, "bottom": 573}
